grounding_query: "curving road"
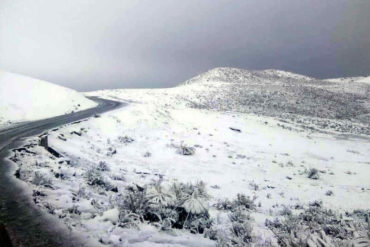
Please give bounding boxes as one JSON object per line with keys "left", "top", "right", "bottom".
{"left": 0, "top": 97, "right": 124, "bottom": 247}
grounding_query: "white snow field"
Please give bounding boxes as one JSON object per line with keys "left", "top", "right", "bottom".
{"left": 9, "top": 68, "right": 370, "bottom": 246}
{"left": 0, "top": 70, "right": 97, "bottom": 126}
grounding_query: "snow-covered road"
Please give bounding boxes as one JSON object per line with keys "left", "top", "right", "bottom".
{"left": 0, "top": 97, "right": 124, "bottom": 247}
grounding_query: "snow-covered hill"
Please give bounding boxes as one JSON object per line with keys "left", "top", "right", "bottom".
{"left": 183, "top": 67, "right": 313, "bottom": 85}
{"left": 0, "top": 70, "right": 97, "bottom": 126}
{"left": 176, "top": 67, "right": 370, "bottom": 135}
{"left": 6, "top": 67, "right": 370, "bottom": 247}
{"left": 326, "top": 76, "right": 370, "bottom": 84}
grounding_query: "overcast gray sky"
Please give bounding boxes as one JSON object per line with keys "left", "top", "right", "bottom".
{"left": 0, "top": 0, "right": 369, "bottom": 91}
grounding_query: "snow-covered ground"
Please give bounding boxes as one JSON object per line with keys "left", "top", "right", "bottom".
{"left": 8, "top": 68, "right": 370, "bottom": 246}
{"left": 326, "top": 75, "right": 370, "bottom": 85}
{"left": 0, "top": 70, "right": 97, "bottom": 127}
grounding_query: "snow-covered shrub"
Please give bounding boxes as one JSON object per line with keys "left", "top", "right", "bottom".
{"left": 147, "top": 183, "right": 175, "bottom": 207}
{"left": 179, "top": 190, "right": 212, "bottom": 233}
{"left": 229, "top": 221, "right": 253, "bottom": 246}
{"left": 170, "top": 181, "right": 209, "bottom": 201}
{"left": 143, "top": 152, "right": 151, "bottom": 157}
{"left": 86, "top": 168, "right": 105, "bottom": 186}
{"left": 249, "top": 181, "right": 259, "bottom": 191}
{"left": 325, "top": 190, "right": 333, "bottom": 196}
{"left": 233, "top": 194, "right": 256, "bottom": 211}
{"left": 208, "top": 208, "right": 254, "bottom": 246}
{"left": 43, "top": 202, "right": 55, "bottom": 215}
{"left": 118, "top": 184, "right": 150, "bottom": 221}
{"left": 68, "top": 205, "right": 81, "bottom": 215}
{"left": 307, "top": 168, "right": 320, "bottom": 180}
{"left": 215, "top": 193, "right": 256, "bottom": 212}
{"left": 279, "top": 206, "right": 293, "bottom": 217}
{"left": 214, "top": 198, "right": 234, "bottom": 211}
{"left": 111, "top": 173, "right": 126, "bottom": 181}
{"left": 117, "top": 182, "right": 213, "bottom": 234}
{"left": 15, "top": 167, "right": 32, "bottom": 180}
{"left": 118, "top": 212, "right": 142, "bottom": 229}
{"left": 97, "top": 161, "right": 109, "bottom": 171}
{"left": 86, "top": 168, "right": 116, "bottom": 192}
{"left": 169, "top": 181, "right": 212, "bottom": 232}
{"left": 117, "top": 136, "right": 134, "bottom": 144}
{"left": 177, "top": 143, "right": 196, "bottom": 155}
{"left": 77, "top": 187, "right": 87, "bottom": 198}
{"left": 266, "top": 203, "right": 369, "bottom": 246}
{"left": 106, "top": 147, "right": 116, "bottom": 157}
{"left": 32, "top": 171, "right": 52, "bottom": 187}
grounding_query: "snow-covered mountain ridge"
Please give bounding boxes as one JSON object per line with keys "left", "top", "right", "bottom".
{"left": 176, "top": 67, "right": 370, "bottom": 135}
{"left": 183, "top": 67, "right": 313, "bottom": 85}
{"left": 326, "top": 75, "right": 370, "bottom": 84}
{"left": 90, "top": 67, "right": 370, "bottom": 135}
{"left": 0, "top": 70, "right": 97, "bottom": 126}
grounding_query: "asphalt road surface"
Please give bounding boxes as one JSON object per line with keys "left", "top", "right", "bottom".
{"left": 0, "top": 97, "right": 124, "bottom": 247}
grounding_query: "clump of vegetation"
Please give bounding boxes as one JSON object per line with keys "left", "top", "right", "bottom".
{"left": 85, "top": 168, "right": 117, "bottom": 192}
{"left": 206, "top": 194, "right": 256, "bottom": 246}
{"left": 32, "top": 171, "right": 52, "bottom": 187}
{"left": 117, "top": 181, "right": 212, "bottom": 234}
{"left": 205, "top": 208, "right": 254, "bottom": 247}
{"left": 228, "top": 209, "right": 254, "bottom": 245}
{"left": 266, "top": 203, "right": 370, "bottom": 246}
{"left": 177, "top": 143, "right": 196, "bottom": 156}
{"left": 143, "top": 152, "right": 151, "bottom": 157}
{"left": 215, "top": 193, "right": 256, "bottom": 212}
{"left": 325, "top": 190, "right": 334, "bottom": 196}
{"left": 307, "top": 168, "right": 320, "bottom": 180}
{"left": 118, "top": 136, "right": 134, "bottom": 144}
{"left": 97, "top": 161, "right": 109, "bottom": 171}
{"left": 67, "top": 205, "right": 81, "bottom": 215}
{"left": 86, "top": 168, "right": 105, "bottom": 186}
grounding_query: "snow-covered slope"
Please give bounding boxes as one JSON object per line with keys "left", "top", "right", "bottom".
{"left": 326, "top": 76, "right": 370, "bottom": 85}
{"left": 8, "top": 67, "right": 370, "bottom": 247}
{"left": 183, "top": 67, "right": 313, "bottom": 85}
{"left": 178, "top": 67, "right": 370, "bottom": 135}
{"left": 12, "top": 81, "right": 370, "bottom": 247}
{"left": 0, "top": 70, "right": 97, "bottom": 126}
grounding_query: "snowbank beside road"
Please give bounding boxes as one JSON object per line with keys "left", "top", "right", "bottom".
{"left": 0, "top": 70, "right": 97, "bottom": 126}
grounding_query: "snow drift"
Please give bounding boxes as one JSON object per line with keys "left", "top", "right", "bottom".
{"left": 0, "top": 70, "right": 97, "bottom": 125}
